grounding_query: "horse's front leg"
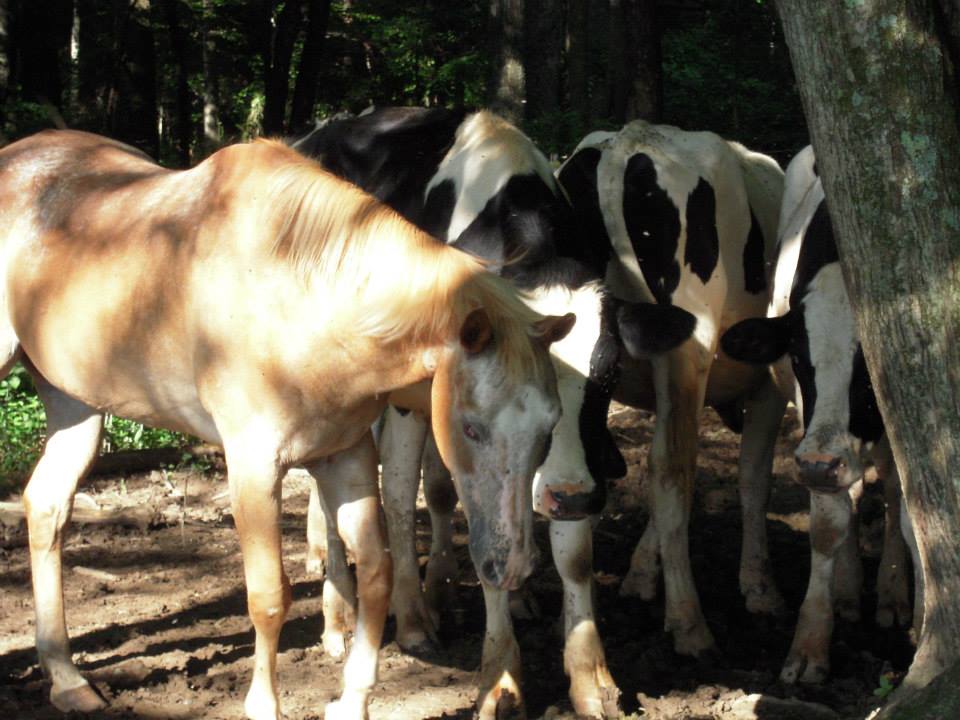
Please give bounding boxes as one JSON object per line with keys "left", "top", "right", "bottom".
{"left": 224, "top": 445, "right": 289, "bottom": 720}
{"left": 307, "top": 431, "right": 391, "bottom": 720}
{"left": 477, "top": 583, "right": 524, "bottom": 720}
{"left": 23, "top": 379, "right": 104, "bottom": 713}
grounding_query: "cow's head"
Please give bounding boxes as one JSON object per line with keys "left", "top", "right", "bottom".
{"left": 721, "top": 205, "right": 883, "bottom": 492}
{"left": 529, "top": 282, "right": 696, "bottom": 519}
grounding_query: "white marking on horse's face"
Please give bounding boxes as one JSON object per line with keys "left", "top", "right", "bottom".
{"left": 524, "top": 283, "right": 606, "bottom": 514}
{"left": 796, "top": 262, "right": 863, "bottom": 479}
{"left": 432, "top": 340, "right": 560, "bottom": 590}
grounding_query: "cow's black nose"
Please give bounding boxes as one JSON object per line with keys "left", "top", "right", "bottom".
{"left": 795, "top": 454, "right": 846, "bottom": 490}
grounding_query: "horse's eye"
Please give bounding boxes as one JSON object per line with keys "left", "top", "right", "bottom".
{"left": 463, "top": 422, "right": 481, "bottom": 442}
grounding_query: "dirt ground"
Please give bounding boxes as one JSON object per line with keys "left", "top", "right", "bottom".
{"left": 0, "top": 404, "right": 915, "bottom": 720}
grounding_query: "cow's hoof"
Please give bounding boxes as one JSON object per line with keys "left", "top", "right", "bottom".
{"left": 875, "top": 600, "right": 912, "bottom": 629}
{"left": 834, "top": 598, "right": 860, "bottom": 623}
{"left": 396, "top": 632, "right": 442, "bottom": 660}
{"left": 670, "top": 622, "right": 716, "bottom": 659}
{"left": 51, "top": 681, "right": 108, "bottom": 714}
{"left": 781, "top": 653, "right": 829, "bottom": 685}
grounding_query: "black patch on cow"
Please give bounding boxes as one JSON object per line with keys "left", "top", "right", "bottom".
{"left": 743, "top": 209, "right": 767, "bottom": 294}
{"left": 288, "top": 106, "right": 466, "bottom": 222}
{"left": 684, "top": 177, "right": 720, "bottom": 285}
{"left": 848, "top": 345, "right": 884, "bottom": 443}
{"left": 555, "top": 147, "right": 615, "bottom": 276}
{"left": 789, "top": 311, "right": 817, "bottom": 431}
{"left": 720, "top": 311, "right": 796, "bottom": 365}
{"left": 421, "top": 179, "right": 457, "bottom": 241}
{"left": 616, "top": 302, "right": 697, "bottom": 359}
{"left": 452, "top": 173, "right": 573, "bottom": 278}
{"left": 790, "top": 200, "right": 838, "bottom": 308}
{"left": 623, "top": 153, "right": 681, "bottom": 304}
{"left": 576, "top": 295, "right": 626, "bottom": 514}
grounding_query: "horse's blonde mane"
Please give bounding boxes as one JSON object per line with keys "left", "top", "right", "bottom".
{"left": 257, "top": 139, "right": 551, "bottom": 382}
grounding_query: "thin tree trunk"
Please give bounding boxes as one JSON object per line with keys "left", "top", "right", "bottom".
{"left": 588, "top": 0, "right": 611, "bottom": 124}
{"left": 606, "top": 0, "right": 627, "bottom": 122}
{"left": 566, "top": 0, "right": 589, "bottom": 130}
{"left": 623, "top": 0, "right": 661, "bottom": 122}
{"left": 776, "top": 0, "right": 960, "bottom": 710}
{"left": 524, "top": 0, "right": 562, "bottom": 120}
{"left": 201, "top": 0, "right": 220, "bottom": 152}
{"left": 488, "top": 0, "right": 525, "bottom": 123}
{"left": 0, "top": 0, "right": 9, "bottom": 110}
{"left": 14, "top": 0, "right": 72, "bottom": 109}
{"left": 263, "top": 0, "right": 303, "bottom": 136}
{"left": 289, "top": 0, "right": 331, "bottom": 132}
{"left": 163, "top": 0, "right": 192, "bottom": 165}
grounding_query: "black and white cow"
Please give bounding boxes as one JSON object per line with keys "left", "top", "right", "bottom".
{"left": 291, "top": 107, "right": 694, "bottom": 719}
{"left": 556, "top": 120, "right": 788, "bottom": 658}
{"left": 721, "top": 145, "right": 919, "bottom": 683}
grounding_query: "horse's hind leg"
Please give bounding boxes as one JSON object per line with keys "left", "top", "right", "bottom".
{"left": 307, "top": 431, "right": 391, "bottom": 720}
{"left": 22, "top": 374, "right": 105, "bottom": 713}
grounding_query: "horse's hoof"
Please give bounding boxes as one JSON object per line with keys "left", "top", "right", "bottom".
{"left": 781, "top": 653, "right": 829, "bottom": 685}
{"left": 493, "top": 688, "right": 524, "bottom": 720}
{"left": 571, "top": 683, "right": 621, "bottom": 719}
{"left": 322, "top": 631, "right": 349, "bottom": 660}
{"left": 51, "top": 681, "right": 108, "bottom": 713}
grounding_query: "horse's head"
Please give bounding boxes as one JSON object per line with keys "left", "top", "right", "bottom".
{"left": 429, "top": 308, "right": 574, "bottom": 590}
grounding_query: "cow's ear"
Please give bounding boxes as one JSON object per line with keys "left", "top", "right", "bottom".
{"left": 721, "top": 312, "right": 795, "bottom": 364}
{"left": 616, "top": 301, "right": 697, "bottom": 358}
{"left": 602, "top": 429, "right": 627, "bottom": 479}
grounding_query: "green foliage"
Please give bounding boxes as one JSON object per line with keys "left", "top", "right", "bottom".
{"left": 0, "top": 363, "right": 189, "bottom": 496}
{"left": 0, "top": 365, "right": 45, "bottom": 491}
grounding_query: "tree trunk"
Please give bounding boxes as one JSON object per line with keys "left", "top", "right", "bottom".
{"left": 114, "top": 1, "right": 158, "bottom": 157}
{"left": 523, "top": 0, "right": 562, "bottom": 120}
{"left": 487, "top": 0, "right": 525, "bottom": 124}
{"left": 12, "top": 0, "right": 72, "bottom": 109}
{"left": 0, "top": 0, "right": 10, "bottom": 112}
{"left": 262, "top": 0, "right": 303, "bottom": 136}
{"left": 566, "top": 0, "right": 589, "bottom": 130}
{"left": 776, "top": 0, "right": 960, "bottom": 710}
{"left": 162, "top": 0, "right": 192, "bottom": 165}
{"left": 289, "top": 0, "right": 331, "bottom": 132}
{"left": 201, "top": 0, "right": 221, "bottom": 151}
{"left": 588, "top": 0, "right": 611, "bottom": 124}
{"left": 622, "top": 0, "right": 661, "bottom": 122}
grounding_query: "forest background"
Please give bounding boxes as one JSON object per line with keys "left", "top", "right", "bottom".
{"left": 0, "top": 0, "right": 807, "bottom": 489}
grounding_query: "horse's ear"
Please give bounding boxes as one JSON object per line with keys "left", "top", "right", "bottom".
{"left": 460, "top": 308, "right": 493, "bottom": 354}
{"left": 534, "top": 313, "right": 576, "bottom": 347}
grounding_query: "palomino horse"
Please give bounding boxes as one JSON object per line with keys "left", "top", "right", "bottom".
{"left": 0, "top": 129, "right": 574, "bottom": 720}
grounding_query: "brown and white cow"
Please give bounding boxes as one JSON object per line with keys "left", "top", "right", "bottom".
{"left": 557, "top": 120, "right": 788, "bottom": 657}
{"left": 721, "top": 145, "right": 919, "bottom": 683}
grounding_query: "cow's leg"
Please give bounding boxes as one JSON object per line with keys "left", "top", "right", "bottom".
{"left": 873, "top": 442, "right": 912, "bottom": 628}
{"left": 307, "top": 477, "right": 357, "bottom": 659}
{"left": 632, "top": 355, "right": 714, "bottom": 656}
{"left": 553, "top": 518, "right": 620, "bottom": 718}
{"left": 737, "top": 378, "right": 787, "bottom": 615}
{"left": 832, "top": 482, "right": 863, "bottom": 622}
{"left": 620, "top": 517, "right": 660, "bottom": 599}
{"left": 379, "top": 407, "right": 436, "bottom": 653}
{"left": 306, "top": 480, "right": 328, "bottom": 576}
{"left": 23, "top": 378, "right": 105, "bottom": 714}
{"left": 782, "top": 483, "right": 860, "bottom": 684}
{"left": 477, "top": 584, "right": 524, "bottom": 720}
{"left": 308, "top": 432, "right": 391, "bottom": 720}
{"left": 421, "top": 432, "right": 459, "bottom": 629}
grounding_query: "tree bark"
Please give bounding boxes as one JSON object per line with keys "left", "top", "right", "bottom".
{"left": 289, "top": 0, "right": 331, "bottom": 132}
{"left": 622, "top": 0, "right": 661, "bottom": 122}
{"left": 162, "top": 0, "right": 193, "bottom": 165}
{"left": 776, "top": 0, "right": 960, "bottom": 709}
{"left": 488, "top": 0, "right": 526, "bottom": 124}
{"left": 262, "top": 0, "right": 303, "bottom": 136}
{"left": 523, "top": 0, "right": 562, "bottom": 120}
{"left": 201, "top": 0, "right": 221, "bottom": 152}
{"left": 566, "top": 0, "right": 589, "bottom": 129}
{"left": 12, "top": 0, "right": 72, "bottom": 108}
